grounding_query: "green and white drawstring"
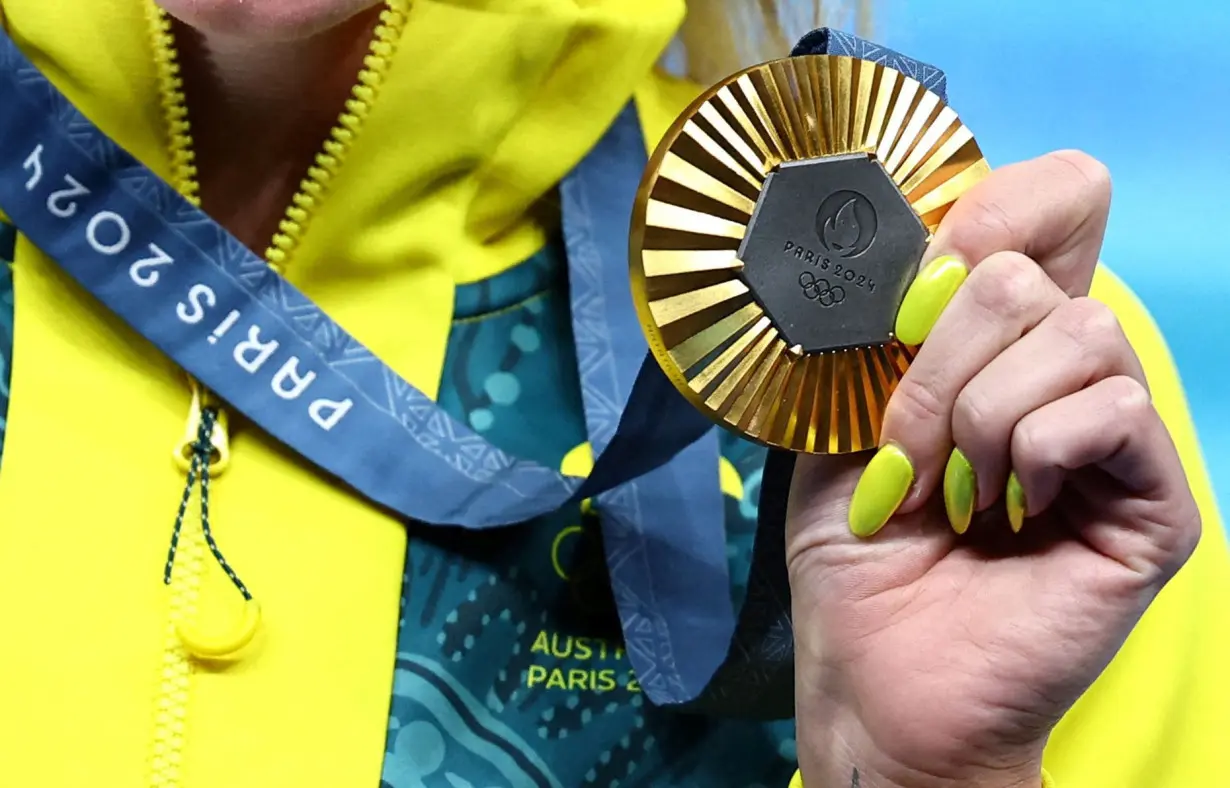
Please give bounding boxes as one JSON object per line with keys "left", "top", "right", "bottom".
{"left": 165, "top": 406, "right": 251, "bottom": 601}
{"left": 166, "top": 403, "right": 261, "bottom": 660}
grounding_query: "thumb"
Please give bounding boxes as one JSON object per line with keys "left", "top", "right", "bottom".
{"left": 785, "top": 452, "right": 949, "bottom": 584}
{"left": 786, "top": 453, "right": 883, "bottom": 570}
{"left": 786, "top": 453, "right": 863, "bottom": 547}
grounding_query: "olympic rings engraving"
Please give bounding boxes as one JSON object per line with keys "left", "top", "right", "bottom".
{"left": 797, "top": 270, "right": 846, "bottom": 308}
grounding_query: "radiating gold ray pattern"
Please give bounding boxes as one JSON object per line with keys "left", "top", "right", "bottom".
{"left": 630, "top": 55, "right": 987, "bottom": 454}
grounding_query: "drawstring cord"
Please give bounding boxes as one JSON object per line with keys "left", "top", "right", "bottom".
{"left": 166, "top": 402, "right": 262, "bottom": 660}
{"left": 164, "top": 406, "right": 251, "bottom": 600}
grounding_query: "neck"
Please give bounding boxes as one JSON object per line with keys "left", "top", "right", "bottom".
{"left": 174, "top": 8, "right": 381, "bottom": 253}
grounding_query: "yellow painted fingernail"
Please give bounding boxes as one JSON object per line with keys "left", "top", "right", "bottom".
{"left": 849, "top": 444, "right": 914, "bottom": 538}
{"left": 1006, "top": 472, "right": 1027, "bottom": 533}
{"left": 943, "top": 448, "right": 976, "bottom": 535}
{"left": 894, "top": 254, "right": 968, "bottom": 346}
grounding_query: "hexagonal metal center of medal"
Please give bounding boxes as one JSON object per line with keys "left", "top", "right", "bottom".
{"left": 737, "top": 153, "right": 928, "bottom": 353}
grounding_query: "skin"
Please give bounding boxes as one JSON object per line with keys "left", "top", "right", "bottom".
{"left": 790, "top": 151, "right": 1200, "bottom": 787}
{"left": 159, "top": 2, "right": 1203, "bottom": 785}
{"left": 162, "top": 0, "right": 382, "bottom": 250}
{"left": 156, "top": 0, "right": 380, "bottom": 40}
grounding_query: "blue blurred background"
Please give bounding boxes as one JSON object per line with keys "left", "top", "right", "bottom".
{"left": 878, "top": 0, "right": 1230, "bottom": 519}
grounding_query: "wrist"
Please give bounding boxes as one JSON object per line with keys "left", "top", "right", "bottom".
{"left": 794, "top": 762, "right": 1044, "bottom": 788}
{"left": 790, "top": 765, "right": 1047, "bottom": 788}
{"left": 796, "top": 753, "right": 1045, "bottom": 788}
{"left": 797, "top": 698, "right": 1047, "bottom": 788}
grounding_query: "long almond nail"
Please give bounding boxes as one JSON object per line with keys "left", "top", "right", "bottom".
{"left": 849, "top": 444, "right": 914, "bottom": 538}
{"left": 895, "top": 254, "right": 967, "bottom": 346}
{"left": 944, "top": 448, "right": 976, "bottom": 535}
{"left": 1006, "top": 472, "right": 1027, "bottom": 533}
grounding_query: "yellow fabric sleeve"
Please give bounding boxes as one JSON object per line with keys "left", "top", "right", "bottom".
{"left": 1042, "top": 269, "right": 1230, "bottom": 786}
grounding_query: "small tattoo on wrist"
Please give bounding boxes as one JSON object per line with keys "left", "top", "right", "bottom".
{"left": 850, "top": 768, "right": 860, "bottom": 787}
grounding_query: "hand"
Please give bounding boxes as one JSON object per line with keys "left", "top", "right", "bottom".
{"left": 785, "top": 151, "right": 1202, "bottom": 788}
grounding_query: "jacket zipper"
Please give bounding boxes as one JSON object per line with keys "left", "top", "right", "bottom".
{"left": 144, "top": 3, "right": 409, "bottom": 785}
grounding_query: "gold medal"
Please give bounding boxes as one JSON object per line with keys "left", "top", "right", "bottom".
{"left": 630, "top": 55, "right": 989, "bottom": 454}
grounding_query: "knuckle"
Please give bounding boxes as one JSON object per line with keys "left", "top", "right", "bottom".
{"left": 1105, "top": 375, "right": 1152, "bottom": 422}
{"left": 1160, "top": 496, "right": 1203, "bottom": 578}
{"left": 889, "top": 373, "right": 950, "bottom": 425}
{"left": 946, "top": 195, "right": 1018, "bottom": 254}
{"left": 1047, "top": 149, "right": 1113, "bottom": 201}
{"left": 1176, "top": 505, "right": 1203, "bottom": 562}
{"left": 1054, "top": 297, "right": 1123, "bottom": 346}
{"left": 967, "top": 252, "right": 1043, "bottom": 318}
{"left": 1011, "top": 412, "right": 1053, "bottom": 470}
{"left": 952, "top": 384, "right": 995, "bottom": 439}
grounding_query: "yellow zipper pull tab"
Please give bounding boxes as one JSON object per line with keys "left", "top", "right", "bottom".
{"left": 167, "top": 389, "right": 257, "bottom": 660}
{"left": 174, "top": 378, "right": 230, "bottom": 475}
{"left": 176, "top": 598, "right": 262, "bottom": 662}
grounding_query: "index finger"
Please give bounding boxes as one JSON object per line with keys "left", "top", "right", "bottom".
{"left": 926, "top": 149, "right": 1112, "bottom": 297}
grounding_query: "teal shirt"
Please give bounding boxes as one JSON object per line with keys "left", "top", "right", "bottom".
{"left": 0, "top": 224, "right": 799, "bottom": 786}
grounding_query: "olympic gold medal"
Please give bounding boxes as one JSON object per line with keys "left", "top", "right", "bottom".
{"left": 630, "top": 55, "right": 989, "bottom": 454}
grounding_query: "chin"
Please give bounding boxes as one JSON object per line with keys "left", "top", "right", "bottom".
{"left": 156, "top": 0, "right": 383, "bottom": 41}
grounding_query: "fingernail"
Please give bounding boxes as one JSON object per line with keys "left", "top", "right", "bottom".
{"left": 943, "top": 448, "right": 976, "bottom": 534}
{"left": 849, "top": 443, "right": 915, "bottom": 538}
{"left": 1006, "top": 472, "right": 1027, "bottom": 533}
{"left": 894, "top": 254, "right": 968, "bottom": 346}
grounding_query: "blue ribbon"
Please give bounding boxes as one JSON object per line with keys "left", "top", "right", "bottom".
{"left": 0, "top": 28, "right": 724, "bottom": 705}
{"left": 0, "top": 26, "right": 946, "bottom": 715}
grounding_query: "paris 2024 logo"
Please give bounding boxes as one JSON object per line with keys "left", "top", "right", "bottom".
{"left": 795, "top": 190, "right": 879, "bottom": 308}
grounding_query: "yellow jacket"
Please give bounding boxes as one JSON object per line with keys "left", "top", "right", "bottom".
{"left": 0, "top": 1, "right": 1225, "bottom": 786}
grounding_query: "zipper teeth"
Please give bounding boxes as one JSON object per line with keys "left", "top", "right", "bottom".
{"left": 265, "top": 0, "right": 410, "bottom": 270}
{"left": 148, "top": 5, "right": 200, "bottom": 206}
{"left": 142, "top": 3, "right": 408, "bottom": 785}
{"left": 150, "top": 518, "right": 205, "bottom": 788}
{"left": 146, "top": 7, "right": 204, "bottom": 785}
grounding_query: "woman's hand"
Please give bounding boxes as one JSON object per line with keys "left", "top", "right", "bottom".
{"left": 786, "top": 150, "right": 1202, "bottom": 788}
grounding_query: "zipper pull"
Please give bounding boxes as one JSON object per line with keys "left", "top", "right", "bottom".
{"left": 167, "top": 389, "right": 259, "bottom": 661}
{"left": 176, "top": 598, "right": 262, "bottom": 662}
{"left": 173, "top": 378, "right": 230, "bottom": 475}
